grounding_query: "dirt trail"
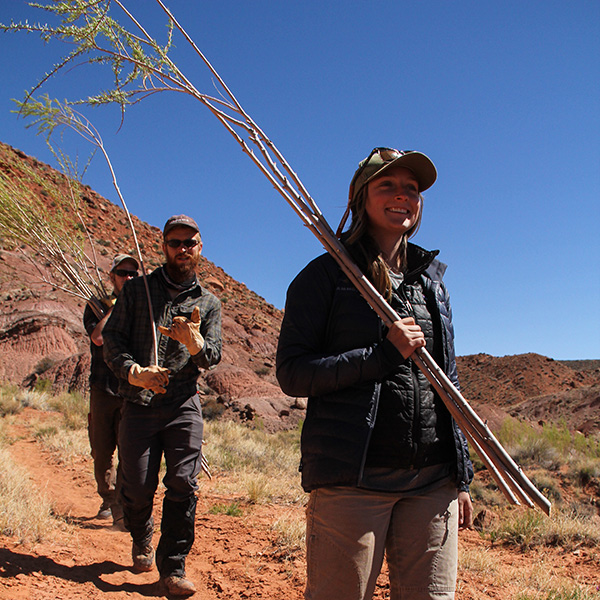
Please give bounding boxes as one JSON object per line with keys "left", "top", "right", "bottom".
{"left": 1, "top": 409, "right": 599, "bottom": 599}
{"left": 0, "top": 409, "right": 305, "bottom": 600}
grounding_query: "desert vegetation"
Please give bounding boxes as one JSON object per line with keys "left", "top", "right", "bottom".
{"left": 1, "top": 386, "right": 599, "bottom": 598}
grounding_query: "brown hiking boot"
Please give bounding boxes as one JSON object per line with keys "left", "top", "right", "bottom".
{"left": 160, "top": 575, "right": 196, "bottom": 596}
{"left": 131, "top": 542, "right": 154, "bottom": 572}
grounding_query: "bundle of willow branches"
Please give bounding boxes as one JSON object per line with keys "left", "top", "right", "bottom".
{"left": 0, "top": 149, "right": 109, "bottom": 319}
{"left": 1, "top": 0, "right": 549, "bottom": 512}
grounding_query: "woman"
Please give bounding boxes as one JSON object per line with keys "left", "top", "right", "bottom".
{"left": 276, "top": 148, "right": 473, "bottom": 600}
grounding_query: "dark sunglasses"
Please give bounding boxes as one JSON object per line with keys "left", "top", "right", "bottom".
{"left": 113, "top": 269, "right": 138, "bottom": 278}
{"left": 165, "top": 238, "right": 199, "bottom": 249}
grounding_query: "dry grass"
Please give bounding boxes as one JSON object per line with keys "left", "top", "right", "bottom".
{"left": 34, "top": 426, "right": 90, "bottom": 464}
{"left": 271, "top": 512, "right": 306, "bottom": 558}
{"left": 458, "top": 546, "right": 499, "bottom": 576}
{"left": 200, "top": 420, "right": 306, "bottom": 506}
{"left": 1, "top": 385, "right": 599, "bottom": 593}
{"left": 0, "top": 445, "right": 57, "bottom": 542}
{"left": 486, "top": 506, "right": 600, "bottom": 551}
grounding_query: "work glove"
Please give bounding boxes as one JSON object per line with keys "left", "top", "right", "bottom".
{"left": 158, "top": 306, "right": 204, "bottom": 356}
{"left": 101, "top": 295, "right": 117, "bottom": 309}
{"left": 128, "top": 363, "right": 170, "bottom": 394}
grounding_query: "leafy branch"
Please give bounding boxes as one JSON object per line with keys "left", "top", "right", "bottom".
{"left": 17, "top": 95, "right": 159, "bottom": 364}
{"left": 1, "top": 0, "right": 550, "bottom": 512}
{"left": 0, "top": 141, "right": 108, "bottom": 318}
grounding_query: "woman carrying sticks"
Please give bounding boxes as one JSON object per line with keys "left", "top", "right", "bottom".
{"left": 276, "top": 147, "right": 473, "bottom": 600}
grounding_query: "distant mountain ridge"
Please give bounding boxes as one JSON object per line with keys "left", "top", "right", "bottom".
{"left": 1, "top": 140, "right": 599, "bottom": 434}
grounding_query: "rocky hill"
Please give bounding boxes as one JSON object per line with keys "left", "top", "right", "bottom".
{"left": 0, "top": 141, "right": 300, "bottom": 432}
{"left": 1, "top": 141, "right": 599, "bottom": 434}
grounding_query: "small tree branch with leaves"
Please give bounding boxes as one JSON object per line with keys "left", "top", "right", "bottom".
{"left": 1, "top": 0, "right": 549, "bottom": 512}
{"left": 0, "top": 144, "right": 110, "bottom": 318}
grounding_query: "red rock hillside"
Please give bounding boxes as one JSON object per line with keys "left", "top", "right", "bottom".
{"left": 0, "top": 141, "right": 599, "bottom": 434}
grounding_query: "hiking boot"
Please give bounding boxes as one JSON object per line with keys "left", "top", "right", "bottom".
{"left": 96, "top": 501, "right": 111, "bottom": 520}
{"left": 131, "top": 542, "right": 155, "bottom": 572}
{"left": 111, "top": 517, "right": 128, "bottom": 532}
{"left": 160, "top": 575, "right": 196, "bottom": 596}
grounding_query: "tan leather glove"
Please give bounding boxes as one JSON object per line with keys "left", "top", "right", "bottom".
{"left": 158, "top": 306, "right": 204, "bottom": 356}
{"left": 128, "top": 363, "right": 170, "bottom": 394}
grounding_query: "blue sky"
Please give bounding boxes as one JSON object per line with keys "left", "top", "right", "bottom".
{"left": 1, "top": 0, "right": 598, "bottom": 360}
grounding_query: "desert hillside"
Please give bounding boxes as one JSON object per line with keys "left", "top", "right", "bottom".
{"left": 1, "top": 141, "right": 600, "bottom": 600}
{"left": 0, "top": 140, "right": 302, "bottom": 432}
{"left": 1, "top": 140, "right": 599, "bottom": 434}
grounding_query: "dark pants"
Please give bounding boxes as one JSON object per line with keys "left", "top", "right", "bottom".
{"left": 88, "top": 388, "right": 123, "bottom": 520}
{"left": 118, "top": 394, "right": 203, "bottom": 577}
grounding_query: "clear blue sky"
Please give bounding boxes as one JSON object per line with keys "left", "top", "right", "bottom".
{"left": 1, "top": 1, "right": 598, "bottom": 360}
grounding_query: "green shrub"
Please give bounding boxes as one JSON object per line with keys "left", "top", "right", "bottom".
{"left": 208, "top": 502, "right": 243, "bottom": 517}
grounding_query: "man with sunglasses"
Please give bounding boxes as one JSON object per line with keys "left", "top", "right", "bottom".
{"left": 103, "top": 215, "right": 222, "bottom": 597}
{"left": 83, "top": 253, "right": 139, "bottom": 530}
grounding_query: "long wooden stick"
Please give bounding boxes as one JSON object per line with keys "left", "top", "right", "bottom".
{"left": 4, "top": 1, "right": 550, "bottom": 508}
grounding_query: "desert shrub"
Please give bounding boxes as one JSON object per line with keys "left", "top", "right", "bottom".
{"left": 246, "top": 473, "right": 269, "bottom": 504}
{"left": 34, "top": 378, "right": 53, "bottom": 393}
{"left": 458, "top": 546, "right": 498, "bottom": 575}
{"left": 528, "top": 472, "right": 563, "bottom": 503}
{"left": 202, "top": 420, "right": 305, "bottom": 505}
{"left": 34, "top": 357, "right": 56, "bottom": 374}
{"left": 497, "top": 419, "right": 599, "bottom": 470}
{"left": 0, "top": 445, "right": 57, "bottom": 541}
{"left": 570, "top": 457, "right": 600, "bottom": 486}
{"left": 208, "top": 501, "right": 243, "bottom": 517}
{"left": 35, "top": 426, "right": 89, "bottom": 463}
{"left": 2, "top": 387, "right": 51, "bottom": 411}
{"left": 572, "top": 432, "right": 600, "bottom": 460}
{"left": 271, "top": 512, "right": 305, "bottom": 558}
{"left": 517, "top": 588, "right": 600, "bottom": 600}
{"left": 508, "top": 435, "right": 562, "bottom": 470}
{"left": 468, "top": 478, "right": 504, "bottom": 507}
{"left": 489, "top": 506, "right": 600, "bottom": 550}
{"left": 0, "top": 393, "right": 21, "bottom": 417}
{"left": 201, "top": 395, "right": 226, "bottom": 420}
{"left": 48, "top": 391, "right": 88, "bottom": 430}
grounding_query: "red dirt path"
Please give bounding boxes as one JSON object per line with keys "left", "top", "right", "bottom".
{"left": 1, "top": 409, "right": 599, "bottom": 599}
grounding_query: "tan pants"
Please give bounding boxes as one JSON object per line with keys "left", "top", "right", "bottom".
{"left": 304, "top": 481, "right": 458, "bottom": 600}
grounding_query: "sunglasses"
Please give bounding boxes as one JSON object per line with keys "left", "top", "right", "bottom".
{"left": 165, "top": 238, "right": 199, "bottom": 249}
{"left": 337, "top": 147, "right": 410, "bottom": 237}
{"left": 113, "top": 269, "right": 138, "bottom": 278}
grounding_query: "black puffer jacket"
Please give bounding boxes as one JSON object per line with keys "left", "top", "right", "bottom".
{"left": 276, "top": 243, "right": 473, "bottom": 493}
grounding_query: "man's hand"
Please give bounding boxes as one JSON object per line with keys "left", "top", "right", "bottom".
{"left": 128, "top": 363, "right": 170, "bottom": 394}
{"left": 158, "top": 306, "right": 205, "bottom": 355}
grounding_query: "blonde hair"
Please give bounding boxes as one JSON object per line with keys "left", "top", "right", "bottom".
{"left": 344, "top": 187, "right": 424, "bottom": 299}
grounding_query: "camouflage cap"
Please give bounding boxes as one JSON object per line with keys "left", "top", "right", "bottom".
{"left": 337, "top": 148, "right": 438, "bottom": 236}
{"left": 350, "top": 148, "right": 437, "bottom": 204}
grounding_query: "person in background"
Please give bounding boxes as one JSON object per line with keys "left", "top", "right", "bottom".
{"left": 276, "top": 148, "right": 474, "bottom": 600}
{"left": 83, "top": 253, "right": 139, "bottom": 531}
{"left": 103, "top": 215, "right": 222, "bottom": 597}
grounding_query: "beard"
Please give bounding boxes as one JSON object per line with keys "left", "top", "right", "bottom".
{"left": 165, "top": 251, "right": 200, "bottom": 283}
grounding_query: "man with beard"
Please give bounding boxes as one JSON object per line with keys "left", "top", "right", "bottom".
{"left": 103, "top": 215, "right": 222, "bottom": 597}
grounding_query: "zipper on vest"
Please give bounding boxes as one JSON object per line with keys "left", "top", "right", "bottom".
{"left": 400, "top": 287, "right": 421, "bottom": 467}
